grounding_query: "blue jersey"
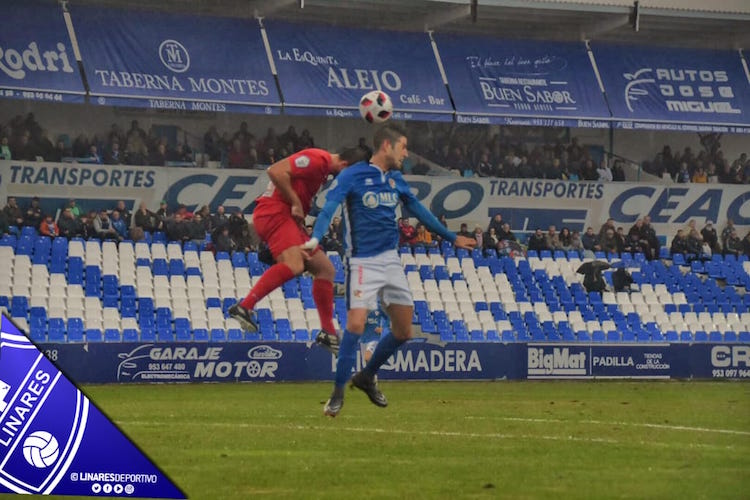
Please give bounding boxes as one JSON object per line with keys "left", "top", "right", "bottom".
{"left": 360, "top": 307, "right": 388, "bottom": 345}
{"left": 312, "top": 162, "right": 455, "bottom": 257}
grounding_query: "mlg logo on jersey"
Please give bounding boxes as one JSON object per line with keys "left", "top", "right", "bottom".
{"left": 527, "top": 346, "right": 589, "bottom": 378}
{"left": 0, "top": 329, "right": 88, "bottom": 494}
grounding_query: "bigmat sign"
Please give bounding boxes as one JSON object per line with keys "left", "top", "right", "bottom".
{"left": 34, "top": 341, "right": 750, "bottom": 383}
{"left": 3, "top": 161, "right": 750, "bottom": 237}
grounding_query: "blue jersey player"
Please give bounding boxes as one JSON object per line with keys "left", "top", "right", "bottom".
{"left": 303, "top": 124, "right": 476, "bottom": 417}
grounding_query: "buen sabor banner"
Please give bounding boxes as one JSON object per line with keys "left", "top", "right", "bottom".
{"left": 1, "top": 160, "right": 749, "bottom": 238}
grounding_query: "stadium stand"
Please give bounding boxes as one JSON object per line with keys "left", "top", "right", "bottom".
{"left": 3, "top": 229, "right": 749, "bottom": 344}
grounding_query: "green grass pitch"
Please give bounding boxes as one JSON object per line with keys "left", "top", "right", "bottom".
{"left": 74, "top": 381, "right": 750, "bottom": 499}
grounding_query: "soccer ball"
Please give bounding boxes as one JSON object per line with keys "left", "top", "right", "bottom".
{"left": 359, "top": 90, "right": 393, "bottom": 124}
{"left": 23, "top": 430, "right": 59, "bottom": 468}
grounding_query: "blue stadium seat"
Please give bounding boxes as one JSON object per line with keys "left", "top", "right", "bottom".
{"left": 227, "top": 329, "right": 244, "bottom": 342}
{"left": 85, "top": 329, "right": 103, "bottom": 342}
{"left": 104, "top": 329, "right": 121, "bottom": 342}
{"left": 122, "top": 329, "right": 140, "bottom": 342}
{"left": 193, "top": 329, "right": 209, "bottom": 342}
{"left": 210, "top": 329, "right": 226, "bottom": 342}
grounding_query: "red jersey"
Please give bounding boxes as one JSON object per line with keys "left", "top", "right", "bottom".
{"left": 256, "top": 148, "right": 332, "bottom": 215}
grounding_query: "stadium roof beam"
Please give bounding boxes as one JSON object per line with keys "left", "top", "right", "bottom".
{"left": 395, "top": 3, "right": 472, "bottom": 31}
{"left": 251, "top": 0, "right": 298, "bottom": 18}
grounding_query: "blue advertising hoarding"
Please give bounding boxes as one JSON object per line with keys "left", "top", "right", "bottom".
{"left": 0, "top": 2, "right": 85, "bottom": 103}
{"left": 264, "top": 22, "right": 453, "bottom": 121}
{"left": 33, "top": 340, "right": 750, "bottom": 384}
{"left": 434, "top": 34, "right": 610, "bottom": 128}
{"left": 592, "top": 44, "right": 750, "bottom": 133}
{"left": 70, "top": 7, "right": 280, "bottom": 114}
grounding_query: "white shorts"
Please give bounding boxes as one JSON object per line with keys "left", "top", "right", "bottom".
{"left": 346, "top": 249, "right": 413, "bottom": 310}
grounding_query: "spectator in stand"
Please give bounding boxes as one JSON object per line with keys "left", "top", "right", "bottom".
{"left": 93, "top": 210, "right": 120, "bottom": 241}
{"left": 156, "top": 200, "right": 170, "bottom": 221}
{"left": 86, "top": 145, "right": 102, "bottom": 164}
{"left": 204, "top": 126, "right": 222, "bottom": 162}
{"left": 104, "top": 141, "right": 123, "bottom": 165}
{"left": 476, "top": 152, "right": 493, "bottom": 177}
{"left": 134, "top": 202, "right": 160, "bottom": 233}
{"left": 214, "top": 226, "right": 235, "bottom": 253}
{"left": 598, "top": 218, "right": 616, "bottom": 241}
{"left": 110, "top": 210, "right": 128, "bottom": 240}
{"left": 527, "top": 228, "right": 548, "bottom": 252}
{"left": 559, "top": 227, "right": 572, "bottom": 250}
{"left": 62, "top": 199, "right": 79, "bottom": 219}
{"left": 195, "top": 205, "right": 212, "bottom": 232}
{"left": 487, "top": 214, "right": 503, "bottom": 235}
{"left": 227, "top": 139, "right": 251, "bottom": 169}
{"left": 616, "top": 227, "right": 627, "bottom": 251}
{"left": 569, "top": 230, "right": 584, "bottom": 253}
{"left": 582, "top": 226, "right": 599, "bottom": 252}
{"left": 165, "top": 213, "right": 189, "bottom": 243}
{"left": 297, "top": 129, "right": 315, "bottom": 149}
{"left": 49, "top": 139, "right": 71, "bottom": 162}
{"left": 398, "top": 217, "right": 417, "bottom": 246}
{"left": 676, "top": 162, "right": 691, "bottom": 183}
{"left": 497, "top": 222, "right": 516, "bottom": 242}
{"left": 148, "top": 143, "right": 168, "bottom": 167}
{"left": 0, "top": 136, "right": 11, "bottom": 160}
{"left": 484, "top": 227, "right": 500, "bottom": 250}
{"left": 596, "top": 159, "right": 613, "bottom": 182}
{"left": 671, "top": 229, "right": 688, "bottom": 255}
{"left": 472, "top": 226, "right": 483, "bottom": 248}
{"left": 743, "top": 232, "right": 750, "bottom": 257}
{"left": 701, "top": 221, "right": 719, "bottom": 254}
{"left": 724, "top": 229, "right": 742, "bottom": 257}
{"left": 80, "top": 210, "right": 97, "bottom": 239}
{"left": 611, "top": 160, "right": 626, "bottom": 182}
{"left": 3, "top": 197, "right": 24, "bottom": 228}
{"left": 545, "top": 225, "right": 561, "bottom": 250}
{"left": 210, "top": 205, "right": 229, "bottom": 232}
{"left": 707, "top": 163, "right": 719, "bottom": 183}
{"left": 24, "top": 197, "right": 43, "bottom": 228}
{"left": 599, "top": 227, "right": 620, "bottom": 254}
{"left": 125, "top": 130, "right": 147, "bottom": 166}
{"left": 322, "top": 226, "right": 344, "bottom": 256}
{"left": 39, "top": 215, "right": 59, "bottom": 238}
{"left": 14, "top": 134, "right": 37, "bottom": 161}
{"left": 111, "top": 200, "right": 130, "bottom": 227}
{"left": 722, "top": 219, "right": 736, "bottom": 250}
{"left": 692, "top": 165, "right": 708, "bottom": 183}
{"left": 168, "top": 143, "right": 193, "bottom": 164}
{"left": 641, "top": 216, "right": 659, "bottom": 259}
{"left": 57, "top": 208, "right": 83, "bottom": 239}
{"left": 686, "top": 229, "right": 705, "bottom": 257}
{"left": 414, "top": 223, "right": 433, "bottom": 248}
{"left": 187, "top": 213, "right": 206, "bottom": 245}
{"left": 457, "top": 222, "right": 473, "bottom": 240}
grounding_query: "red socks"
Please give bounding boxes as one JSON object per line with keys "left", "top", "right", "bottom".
{"left": 240, "top": 263, "right": 295, "bottom": 310}
{"left": 312, "top": 279, "right": 336, "bottom": 333}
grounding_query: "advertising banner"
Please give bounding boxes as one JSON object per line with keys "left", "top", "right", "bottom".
{"left": 592, "top": 44, "right": 750, "bottom": 132}
{"left": 3, "top": 161, "right": 750, "bottom": 239}
{"left": 34, "top": 340, "right": 749, "bottom": 384}
{"left": 0, "top": 2, "right": 85, "bottom": 103}
{"left": 71, "top": 7, "right": 280, "bottom": 113}
{"left": 435, "top": 34, "right": 610, "bottom": 128}
{"left": 264, "top": 22, "right": 453, "bottom": 121}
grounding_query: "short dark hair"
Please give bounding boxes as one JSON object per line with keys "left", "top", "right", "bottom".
{"left": 339, "top": 146, "right": 371, "bottom": 165}
{"left": 373, "top": 124, "right": 406, "bottom": 150}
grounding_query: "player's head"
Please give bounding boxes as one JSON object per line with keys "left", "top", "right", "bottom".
{"left": 330, "top": 146, "right": 371, "bottom": 174}
{"left": 373, "top": 124, "right": 408, "bottom": 171}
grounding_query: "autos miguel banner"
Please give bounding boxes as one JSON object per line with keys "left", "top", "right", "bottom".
{"left": 592, "top": 44, "right": 750, "bottom": 133}
{"left": 0, "top": 316, "right": 184, "bottom": 497}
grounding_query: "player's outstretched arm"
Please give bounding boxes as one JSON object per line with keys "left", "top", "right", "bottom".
{"left": 454, "top": 235, "right": 477, "bottom": 250}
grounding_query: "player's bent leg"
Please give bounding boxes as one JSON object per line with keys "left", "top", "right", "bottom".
{"left": 305, "top": 251, "right": 339, "bottom": 352}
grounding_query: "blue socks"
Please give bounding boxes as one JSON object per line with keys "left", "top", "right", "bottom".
{"left": 334, "top": 330, "right": 360, "bottom": 388}
{"left": 363, "top": 332, "right": 405, "bottom": 376}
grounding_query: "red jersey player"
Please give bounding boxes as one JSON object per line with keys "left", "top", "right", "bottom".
{"left": 229, "top": 147, "right": 369, "bottom": 354}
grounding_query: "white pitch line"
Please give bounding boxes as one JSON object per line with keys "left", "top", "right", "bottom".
{"left": 467, "top": 416, "right": 750, "bottom": 437}
{"left": 115, "top": 421, "right": 735, "bottom": 450}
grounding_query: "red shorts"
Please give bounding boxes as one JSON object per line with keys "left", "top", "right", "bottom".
{"left": 253, "top": 207, "right": 309, "bottom": 259}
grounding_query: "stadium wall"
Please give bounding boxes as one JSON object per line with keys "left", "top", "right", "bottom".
{"left": 36, "top": 341, "right": 750, "bottom": 383}
{"left": 2, "top": 160, "right": 749, "bottom": 237}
